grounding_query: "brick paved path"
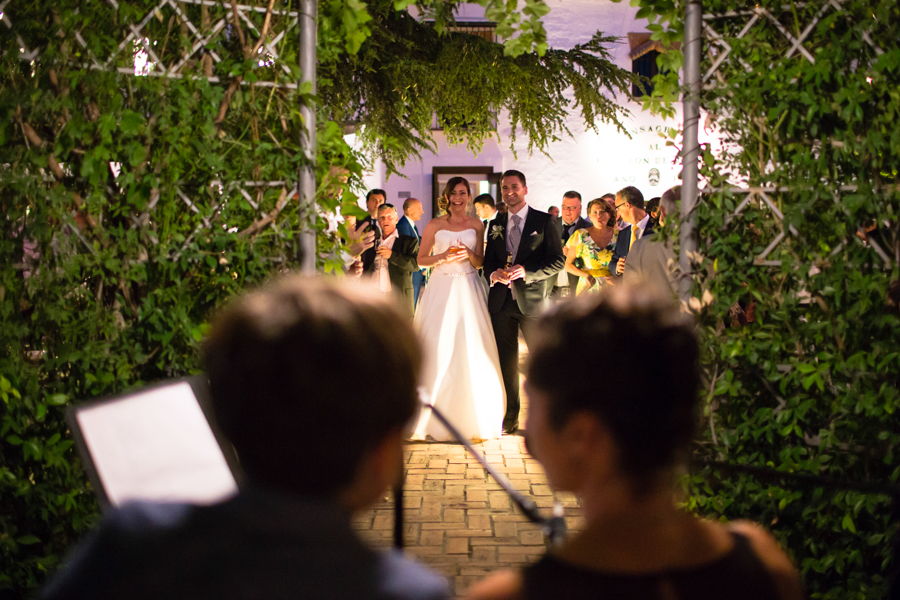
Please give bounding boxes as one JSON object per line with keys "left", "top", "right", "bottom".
{"left": 355, "top": 437, "right": 584, "bottom": 597}
{"left": 355, "top": 332, "right": 585, "bottom": 598}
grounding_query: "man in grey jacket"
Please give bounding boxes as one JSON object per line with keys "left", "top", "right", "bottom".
{"left": 623, "top": 186, "right": 680, "bottom": 299}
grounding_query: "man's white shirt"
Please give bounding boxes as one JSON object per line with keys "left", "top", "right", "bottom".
{"left": 374, "top": 229, "right": 398, "bottom": 292}
{"left": 633, "top": 213, "right": 651, "bottom": 242}
{"left": 403, "top": 215, "right": 418, "bottom": 236}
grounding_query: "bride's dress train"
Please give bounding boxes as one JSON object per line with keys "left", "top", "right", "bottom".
{"left": 411, "top": 229, "right": 506, "bottom": 442}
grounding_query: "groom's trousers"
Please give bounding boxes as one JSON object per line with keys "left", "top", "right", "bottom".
{"left": 491, "top": 293, "right": 537, "bottom": 431}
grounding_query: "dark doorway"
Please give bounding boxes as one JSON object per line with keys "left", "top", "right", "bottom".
{"left": 432, "top": 167, "right": 500, "bottom": 218}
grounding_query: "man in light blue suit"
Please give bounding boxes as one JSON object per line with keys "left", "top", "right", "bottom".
{"left": 398, "top": 197, "right": 426, "bottom": 306}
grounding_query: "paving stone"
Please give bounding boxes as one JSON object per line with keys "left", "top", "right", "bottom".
{"left": 420, "top": 530, "right": 444, "bottom": 546}
{"left": 445, "top": 485, "right": 465, "bottom": 497}
{"left": 466, "top": 489, "right": 488, "bottom": 502}
{"left": 443, "top": 508, "right": 465, "bottom": 522}
{"left": 489, "top": 492, "right": 510, "bottom": 509}
{"left": 518, "top": 530, "right": 544, "bottom": 545}
{"left": 493, "top": 521, "right": 518, "bottom": 538}
{"left": 531, "top": 484, "right": 553, "bottom": 496}
{"left": 467, "top": 514, "right": 491, "bottom": 530}
{"left": 446, "top": 537, "right": 470, "bottom": 554}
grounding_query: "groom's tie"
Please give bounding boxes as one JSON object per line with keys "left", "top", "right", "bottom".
{"left": 508, "top": 214, "right": 522, "bottom": 260}
{"left": 507, "top": 214, "right": 522, "bottom": 301}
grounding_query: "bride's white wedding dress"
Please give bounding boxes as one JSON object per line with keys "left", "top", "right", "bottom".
{"left": 411, "top": 228, "right": 506, "bottom": 442}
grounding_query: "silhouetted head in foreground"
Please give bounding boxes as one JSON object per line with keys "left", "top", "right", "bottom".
{"left": 525, "top": 285, "right": 698, "bottom": 495}
{"left": 204, "top": 275, "right": 421, "bottom": 504}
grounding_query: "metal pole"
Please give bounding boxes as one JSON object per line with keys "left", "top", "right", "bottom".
{"left": 297, "top": 0, "right": 317, "bottom": 272}
{"left": 680, "top": 0, "right": 702, "bottom": 303}
{"left": 393, "top": 478, "right": 405, "bottom": 549}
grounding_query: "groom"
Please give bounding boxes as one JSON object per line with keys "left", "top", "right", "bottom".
{"left": 483, "top": 170, "right": 564, "bottom": 434}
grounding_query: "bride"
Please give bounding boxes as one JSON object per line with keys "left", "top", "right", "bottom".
{"left": 410, "top": 177, "right": 506, "bottom": 442}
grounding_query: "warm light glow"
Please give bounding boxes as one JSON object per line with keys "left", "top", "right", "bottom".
{"left": 134, "top": 38, "right": 152, "bottom": 76}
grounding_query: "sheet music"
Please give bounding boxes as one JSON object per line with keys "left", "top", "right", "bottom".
{"left": 76, "top": 382, "right": 238, "bottom": 506}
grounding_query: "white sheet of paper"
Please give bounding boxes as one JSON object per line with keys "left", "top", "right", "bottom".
{"left": 76, "top": 381, "right": 238, "bottom": 506}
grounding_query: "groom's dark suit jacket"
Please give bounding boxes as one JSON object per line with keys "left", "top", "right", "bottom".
{"left": 483, "top": 209, "right": 564, "bottom": 316}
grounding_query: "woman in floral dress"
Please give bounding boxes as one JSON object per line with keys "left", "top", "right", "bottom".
{"left": 563, "top": 198, "right": 618, "bottom": 295}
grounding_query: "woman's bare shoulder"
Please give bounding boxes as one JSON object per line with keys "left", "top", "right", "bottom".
{"left": 464, "top": 570, "right": 522, "bottom": 600}
{"left": 424, "top": 217, "right": 448, "bottom": 233}
{"left": 727, "top": 521, "right": 804, "bottom": 600}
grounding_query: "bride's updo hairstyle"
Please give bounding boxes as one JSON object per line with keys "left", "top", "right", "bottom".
{"left": 438, "top": 176, "right": 472, "bottom": 214}
{"left": 526, "top": 286, "right": 699, "bottom": 491}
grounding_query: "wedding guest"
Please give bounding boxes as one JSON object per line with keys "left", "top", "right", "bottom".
{"left": 364, "top": 188, "right": 387, "bottom": 221}
{"left": 548, "top": 206, "right": 560, "bottom": 219}
{"left": 364, "top": 204, "right": 420, "bottom": 317}
{"left": 496, "top": 201, "right": 508, "bottom": 214}
{"left": 624, "top": 186, "right": 679, "bottom": 298}
{"left": 610, "top": 186, "right": 655, "bottom": 281}
{"left": 359, "top": 189, "right": 386, "bottom": 272}
{"left": 483, "top": 169, "right": 564, "bottom": 434}
{"left": 42, "top": 276, "right": 449, "bottom": 600}
{"left": 467, "top": 286, "right": 804, "bottom": 600}
{"left": 646, "top": 196, "right": 662, "bottom": 226}
{"left": 474, "top": 194, "right": 499, "bottom": 244}
{"left": 553, "top": 191, "right": 593, "bottom": 299}
{"left": 600, "top": 192, "right": 626, "bottom": 231}
{"left": 399, "top": 198, "right": 426, "bottom": 305}
{"left": 563, "top": 199, "right": 618, "bottom": 295}
{"left": 341, "top": 208, "right": 375, "bottom": 280}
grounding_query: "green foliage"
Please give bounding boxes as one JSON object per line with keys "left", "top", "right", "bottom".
{"left": 632, "top": 0, "right": 900, "bottom": 596}
{"left": 0, "top": 0, "right": 632, "bottom": 595}
{"left": 0, "top": 375, "right": 94, "bottom": 593}
{"left": 319, "top": 1, "right": 636, "bottom": 174}
{"left": 0, "top": 1, "right": 361, "bottom": 594}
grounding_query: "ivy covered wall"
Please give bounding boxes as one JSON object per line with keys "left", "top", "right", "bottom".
{"left": 634, "top": 0, "right": 900, "bottom": 597}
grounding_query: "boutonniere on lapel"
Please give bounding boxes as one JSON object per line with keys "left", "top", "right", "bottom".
{"left": 490, "top": 224, "right": 505, "bottom": 241}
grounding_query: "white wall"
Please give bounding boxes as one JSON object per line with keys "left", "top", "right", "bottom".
{"left": 353, "top": 0, "right": 720, "bottom": 221}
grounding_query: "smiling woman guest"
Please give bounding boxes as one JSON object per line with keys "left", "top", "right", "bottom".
{"left": 467, "top": 287, "right": 804, "bottom": 600}
{"left": 563, "top": 198, "right": 618, "bottom": 294}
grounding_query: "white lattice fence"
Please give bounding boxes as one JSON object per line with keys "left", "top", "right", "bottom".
{"left": 1, "top": 0, "right": 302, "bottom": 262}
{"left": 699, "top": 1, "right": 890, "bottom": 268}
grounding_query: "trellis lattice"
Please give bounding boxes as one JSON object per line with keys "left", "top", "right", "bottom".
{"left": 710, "top": 185, "right": 895, "bottom": 268}
{"left": 2, "top": 0, "right": 305, "bottom": 263}
{"left": 702, "top": 0, "right": 885, "bottom": 89}
{"left": 170, "top": 180, "right": 296, "bottom": 262}
{"left": 698, "top": 1, "right": 890, "bottom": 268}
{"left": 1, "top": 0, "right": 300, "bottom": 88}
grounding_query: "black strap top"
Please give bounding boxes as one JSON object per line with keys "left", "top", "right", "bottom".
{"left": 522, "top": 531, "right": 782, "bottom": 600}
